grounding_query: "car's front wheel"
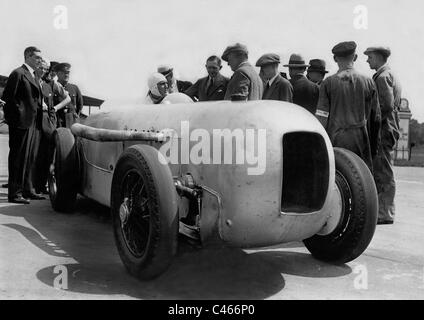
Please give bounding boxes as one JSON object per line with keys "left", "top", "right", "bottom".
{"left": 49, "top": 128, "right": 79, "bottom": 212}
{"left": 303, "top": 147, "right": 378, "bottom": 264}
{"left": 111, "top": 144, "right": 179, "bottom": 280}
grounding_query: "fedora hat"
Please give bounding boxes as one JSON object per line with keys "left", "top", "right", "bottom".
{"left": 283, "top": 54, "right": 309, "bottom": 67}
{"left": 307, "top": 59, "right": 329, "bottom": 74}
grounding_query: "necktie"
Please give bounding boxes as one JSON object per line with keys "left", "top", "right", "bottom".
{"left": 207, "top": 78, "right": 214, "bottom": 95}
{"left": 264, "top": 81, "right": 270, "bottom": 96}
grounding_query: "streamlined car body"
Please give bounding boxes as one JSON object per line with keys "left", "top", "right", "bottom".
{"left": 49, "top": 100, "right": 378, "bottom": 279}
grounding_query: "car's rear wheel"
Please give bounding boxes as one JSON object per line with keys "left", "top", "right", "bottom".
{"left": 49, "top": 128, "right": 79, "bottom": 212}
{"left": 111, "top": 145, "right": 178, "bottom": 280}
{"left": 303, "top": 147, "right": 378, "bottom": 264}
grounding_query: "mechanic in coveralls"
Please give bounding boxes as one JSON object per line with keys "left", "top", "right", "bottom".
{"left": 54, "top": 63, "right": 83, "bottom": 128}
{"left": 364, "top": 47, "right": 401, "bottom": 225}
{"left": 315, "top": 41, "right": 381, "bottom": 172}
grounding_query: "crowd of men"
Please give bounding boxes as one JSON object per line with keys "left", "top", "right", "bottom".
{"left": 1, "top": 46, "right": 83, "bottom": 203}
{"left": 145, "top": 41, "right": 401, "bottom": 225}
{"left": 1, "top": 41, "right": 401, "bottom": 225}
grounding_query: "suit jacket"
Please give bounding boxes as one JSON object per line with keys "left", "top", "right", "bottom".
{"left": 177, "top": 80, "right": 193, "bottom": 93}
{"left": 263, "top": 74, "right": 293, "bottom": 102}
{"left": 1, "top": 65, "right": 42, "bottom": 129}
{"left": 373, "top": 64, "right": 401, "bottom": 145}
{"left": 224, "top": 62, "right": 263, "bottom": 101}
{"left": 289, "top": 74, "right": 319, "bottom": 114}
{"left": 185, "top": 73, "right": 229, "bottom": 101}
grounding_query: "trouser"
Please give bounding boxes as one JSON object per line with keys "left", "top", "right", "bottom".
{"left": 373, "top": 135, "right": 396, "bottom": 222}
{"left": 34, "top": 130, "right": 54, "bottom": 192}
{"left": 8, "top": 124, "right": 38, "bottom": 198}
{"left": 332, "top": 126, "right": 373, "bottom": 173}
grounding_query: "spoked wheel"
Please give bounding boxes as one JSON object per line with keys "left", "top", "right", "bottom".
{"left": 118, "top": 170, "right": 151, "bottom": 258}
{"left": 111, "top": 145, "right": 178, "bottom": 280}
{"left": 303, "top": 147, "right": 378, "bottom": 264}
{"left": 48, "top": 149, "right": 58, "bottom": 202}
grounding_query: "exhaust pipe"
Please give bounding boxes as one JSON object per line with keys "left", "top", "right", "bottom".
{"left": 71, "top": 123, "right": 167, "bottom": 142}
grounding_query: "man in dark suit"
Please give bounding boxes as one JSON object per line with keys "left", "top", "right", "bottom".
{"left": 256, "top": 53, "right": 293, "bottom": 102}
{"left": 157, "top": 65, "right": 192, "bottom": 94}
{"left": 185, "top": 56, "right": 229, "bottom": 101}
{"left": 284, "top": 54, "right": 319, "bottom": 114}
{"left": 2, "top": 46, "right": 45, "bottom": 203}
{"left": 34, "top": 60, "right": 70, "bottom": 194}
{"left": 307, "top": 59, "right": 329, "bottom": 85}
{"left": 221, "top": 43, "right": 263, "bottom": 101}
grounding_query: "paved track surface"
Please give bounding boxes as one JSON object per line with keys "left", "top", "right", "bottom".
{"left": 0, "top": 134, "right": 423, "bottom": 299}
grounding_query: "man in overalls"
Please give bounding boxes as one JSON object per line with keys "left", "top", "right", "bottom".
{"left": 316, "top": 41, "right": 381, "bottom": 172}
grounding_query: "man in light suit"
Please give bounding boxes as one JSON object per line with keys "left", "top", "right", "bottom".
{"left": 364, "top": 46, "right": 401, "bottom": 225}
{"left": 256, "top": 53, "right": 293, "bottom": 102}
{"left": 185, "top": 56, "right": 229, "bottom": 101}
{"left": 221, "top": 43, "right": 263, "bottom": 101}
{"left": 2, "top": 46, "right": 45, "bottom": 203}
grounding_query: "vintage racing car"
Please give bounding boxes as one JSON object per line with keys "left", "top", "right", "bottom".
{"left": 49, "top": 100, "right": 378, "bottom": 279}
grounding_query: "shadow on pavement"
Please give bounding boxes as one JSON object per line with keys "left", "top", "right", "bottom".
{"left": 2, "top": 223, "right": 71, "bottom": 258}
{"left": 0, "top": 198, "right": 352, "bottom": 299}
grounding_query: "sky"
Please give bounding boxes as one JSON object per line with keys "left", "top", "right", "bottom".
{"left": 1, "top": 0, "right": 423, "bottom": 121}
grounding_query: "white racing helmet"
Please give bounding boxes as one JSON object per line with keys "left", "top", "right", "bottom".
{"left": 147, "top": 72, "right": 167, "bottom": 97}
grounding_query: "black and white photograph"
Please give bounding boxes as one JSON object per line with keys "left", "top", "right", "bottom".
{"left": 0, "top": 0, "right": 423, "bottom": 305}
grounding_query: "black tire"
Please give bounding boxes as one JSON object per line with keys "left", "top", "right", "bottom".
{"left": 111, "top": 144, "right": 179, "bottom": 280}
{"left": 48, "top": 128, "right": 79, "bottom": 212}
{"left": 303, "top": 147, "right": 378, "bottom": 264}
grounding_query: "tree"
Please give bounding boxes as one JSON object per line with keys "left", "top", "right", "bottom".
{"left": 410, "top": 118, "right": 424, "bottom": 146}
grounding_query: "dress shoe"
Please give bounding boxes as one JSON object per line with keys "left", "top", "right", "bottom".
{"left": 23, "top": 193, "right": 46, "bottom": 200}
{"left": 8, "top": 196, "right": 30, "bottom": 204}
{"left": 377, "top": 219, "right": 394, "bottom": 225}
{"left": 1, "top": 183, "right": 8, "bottom": 188}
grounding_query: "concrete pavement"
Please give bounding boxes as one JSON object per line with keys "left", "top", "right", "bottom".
{"left": 0, "top": 134, "right": 423, "bottom": 299}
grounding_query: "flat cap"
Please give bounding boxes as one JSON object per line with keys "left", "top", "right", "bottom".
{"left": 53, "top": 62, "right": 71, "bottom": 72}
{"left": 332, "top": 41, "right": 357, "bottom": 57}
{"left": 363, "top": 46, "right": 391, "bottom": 58}
{"left": 283, "top": 53, "right": 309, "bottom": 67}
{"left": 221, "top": 43, "right": 248, "bottom": 62}
{"left": 256, "top": 53, "right": 280, "bottom": 67}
